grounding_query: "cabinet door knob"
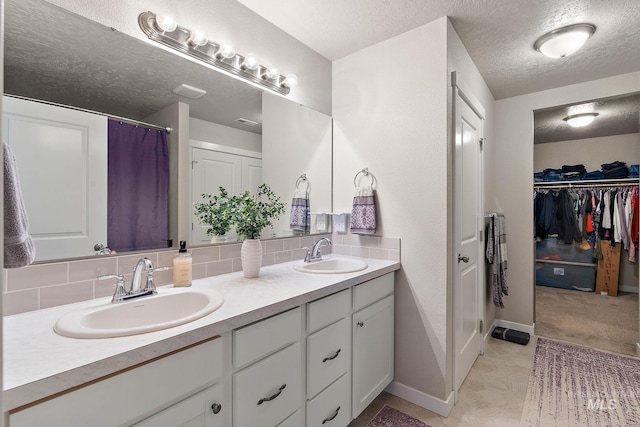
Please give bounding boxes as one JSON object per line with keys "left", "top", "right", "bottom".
{"left": 322, "top": 406, "right": 341, "bottom": 424}
{"left": 357, "top": 321, "right": 364, "bottom": 328}
{"left": 257, "top": 384, "right": 286, "bottom": 405}
{"left": 322, "top": 348, "right": 341, "bottom": 363}
{"left": 211, "top": 402, "right": 222, "bottom": 414}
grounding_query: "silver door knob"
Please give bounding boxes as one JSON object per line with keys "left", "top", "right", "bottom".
{"left": 458, "top": 254, "right": 469, "bottom": 263}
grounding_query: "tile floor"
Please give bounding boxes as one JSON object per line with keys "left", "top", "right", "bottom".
{"left": 350, "top": 337, "right": 537, "bottom": 427}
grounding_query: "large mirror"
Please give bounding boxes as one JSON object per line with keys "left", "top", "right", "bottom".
{"left": 2, "top": 0, "right": 332, "bottom": 263}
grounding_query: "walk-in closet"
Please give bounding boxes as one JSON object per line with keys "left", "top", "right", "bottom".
{"left": 533, "top": 93, "right": 640, "bottom": 357}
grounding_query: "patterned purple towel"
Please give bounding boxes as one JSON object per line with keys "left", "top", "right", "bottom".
{"left": 350, "top": 185, "right": 376, "bottom": 235}
{"left": 289, "top": 189, "right": 310, "bottom": 232}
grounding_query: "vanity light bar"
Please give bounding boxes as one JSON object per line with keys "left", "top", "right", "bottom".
{"left": 138, "top": 11, "right": 298, "bottom": 96}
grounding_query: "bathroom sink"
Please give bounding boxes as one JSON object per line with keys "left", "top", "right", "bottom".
{"left": 293, "top": 257, "right": 368, "bottom": 274}
{"left": 54, "top": 287, "right": 224, "bottom": 339}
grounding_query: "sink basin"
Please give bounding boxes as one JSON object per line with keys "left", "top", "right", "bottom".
{"left": 54, "top": 287, "right": 224, "bottom": 339}
{"left": 293, "top": 257, "right": 368, "bottom": 274}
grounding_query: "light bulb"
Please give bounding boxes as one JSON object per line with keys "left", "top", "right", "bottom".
{"left": 241, "top": 53, "right": 260, "bottom": 70}
{"left": 155, "top": 14, "right": 178, "bottom": 32}
{"left": 187, "top": 31, "right": 208, "bottom": 47}
{"left": 263, "top": 66, "right": 279, "bottom": 80}
{"left": 281, "top": 74, "right": 299, "bottom": 88}
{"left": 216, "top": 45, "right": 236, "bottom": 59}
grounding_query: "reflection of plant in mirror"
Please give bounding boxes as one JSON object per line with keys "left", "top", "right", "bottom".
{"left": 232, "top": 184, "right": 286, "bottom": 240}
{"left": 194, "top": 187, "right": 234, "bottom": 237}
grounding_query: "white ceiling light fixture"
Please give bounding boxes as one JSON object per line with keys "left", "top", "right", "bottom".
{"left": 563, "top": 112, "right": 599, "bottom": 127}
{"left": 173, "top": 83, "right": 207, "bottom": 99}
{"left": 534, "top": 23, "right": 596, "bottom": 58}
{"left": 138, "top": 11, "right": 299, "bottom": 96}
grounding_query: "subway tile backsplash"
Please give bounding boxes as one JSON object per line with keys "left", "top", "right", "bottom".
{"left": 3, "top": 233, "right": 400, "bottom": 315}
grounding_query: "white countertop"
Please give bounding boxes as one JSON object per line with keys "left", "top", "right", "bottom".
{"left": 3, "top": 256, "right": 399, "bottom": 411}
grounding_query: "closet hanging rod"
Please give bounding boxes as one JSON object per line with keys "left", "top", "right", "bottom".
{"left": 534, "top": 178, "right": 638, "bottom": 189}
{"left": 5, "top": 94, "right": 172, "bottom": 133}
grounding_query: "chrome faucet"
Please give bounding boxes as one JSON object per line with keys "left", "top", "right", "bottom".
{"left": 304, "top": 237, "right": 332, "bottom": 262}
{"left": 131, "top": 257, "right": 155, "bottom": 295}
{"left": 99, "top": 257, "right": 167, "bottom": 303}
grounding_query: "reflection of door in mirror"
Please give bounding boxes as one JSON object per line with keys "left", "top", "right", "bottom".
{"left": 190, "top": 147, "right": 262, "bottom": 245}
{"left": 2, "top": 96, "right": 107, "bottom": 261}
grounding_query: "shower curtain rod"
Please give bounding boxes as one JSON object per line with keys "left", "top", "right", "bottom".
{"left": 6, "top": 94, "right": 172, "bottom": 133}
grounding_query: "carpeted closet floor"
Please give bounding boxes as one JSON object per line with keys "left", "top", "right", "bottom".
{"left": 535, "top": 285, "right": 639, "bottom": 357}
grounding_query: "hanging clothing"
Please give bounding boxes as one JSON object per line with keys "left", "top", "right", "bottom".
{"left": 486, "top": 214, "right": 509, "bottom": 308}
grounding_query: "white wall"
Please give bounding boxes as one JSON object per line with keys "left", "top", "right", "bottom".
{"left": 43, "top": 0, "right": 332, "bottom": 115}
{"left": 333, "top": 17, "right": 495, "bottom": 412}
{"left": 494, "top": 71, "right": 640, "bottom": 327}
{"left": 534, "top": 133, "right": 640, "bottom": 172}
{"left": 189, "top": 118, "right": 262, "bottom": 153}
{"left": 261, "top": 93, "right": 332, "bottom": 236}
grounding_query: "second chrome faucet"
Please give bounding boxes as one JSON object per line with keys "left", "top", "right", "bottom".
{"left": 303, "top": 237, "right": 332, "bottom": 263}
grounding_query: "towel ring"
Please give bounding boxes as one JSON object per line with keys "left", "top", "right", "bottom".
{"left": 353, "top": 168, "right": 375, "bottom": 187}
{"left": 296, "top": 174, "right": 310, "bottom": 192}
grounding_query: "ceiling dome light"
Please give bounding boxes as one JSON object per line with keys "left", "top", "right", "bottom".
{"left": 563, "top": 112, "right": 599, "bottom": 127}
{"left": 534, "top": 23, "right": 596, "bottom": 58}
{"left": 154, "top": 14, "right": 178, "bottom": 33}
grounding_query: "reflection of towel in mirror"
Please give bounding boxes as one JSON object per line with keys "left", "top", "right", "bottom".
{"left": 350, "top": 185, "right": 376, "bottom": 235}
{"left": 290, "top": 189, "right": 310, "bottom": 232}
{"left": 486, "top": 214, "right": 508, "bottom": 308}
{"left": 3, "top": 142, "right": 35, "bottom": 268}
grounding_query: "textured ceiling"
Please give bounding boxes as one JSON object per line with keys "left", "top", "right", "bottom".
{"left": 4, "top": 0, "right": 640, "bottom": 142}
{"left": 238, "top": 0, "right": 640, "bottom": 100}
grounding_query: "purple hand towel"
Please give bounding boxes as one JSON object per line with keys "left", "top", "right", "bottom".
{"left": 350, "top": 185, "right": 376, "bottom": 235}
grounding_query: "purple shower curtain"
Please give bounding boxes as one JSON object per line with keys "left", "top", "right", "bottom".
{"left": 108, "top": 120, "right": 169, "bottom": 253}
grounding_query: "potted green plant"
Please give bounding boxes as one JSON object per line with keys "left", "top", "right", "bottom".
{"left": 194, "top": 187, "right": 234, "bottom": 243}
{"left": 232, "top": 184, "right": 286, "bottom": 278}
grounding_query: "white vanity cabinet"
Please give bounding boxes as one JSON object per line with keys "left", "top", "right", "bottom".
{"left": 352, "top": 274, "right": 395, "bottom": 418}
{"left": 232, "top": 307, "right": 303, "bottom": 427}
{"left": 9, "top": 338, "right": 227, "bottom": 427}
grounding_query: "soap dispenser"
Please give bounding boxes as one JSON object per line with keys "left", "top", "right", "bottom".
{"left": 173, "top": 241, "right": 192, "bottom": 287}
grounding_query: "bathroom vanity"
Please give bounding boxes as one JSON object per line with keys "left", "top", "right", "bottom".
{"left": 4, "top": 257, "right": 398, "bottom": 427}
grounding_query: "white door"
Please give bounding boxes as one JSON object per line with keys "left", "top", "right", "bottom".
{"left": 2, "top": 96, "right": 107, "bottom": 261}
{"left": 453, "top": 78, "right": 484, "bottom": 392}
{"left": 190, "top": 148, "right": 262, "bottom": 245}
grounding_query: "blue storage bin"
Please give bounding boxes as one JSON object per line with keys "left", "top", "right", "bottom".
{"left": 535, "top": 262, "right": 596, "bottom": 291}
{"left": 536, "top": 237, "right": 594, "bottom": 263}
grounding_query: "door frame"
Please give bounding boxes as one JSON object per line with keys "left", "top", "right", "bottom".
{"left": 451, "top": 71, "right": 486, "bottom": 396}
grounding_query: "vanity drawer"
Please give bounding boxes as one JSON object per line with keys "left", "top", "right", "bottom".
{"left": 233, "top": 342, "right": 302, "bottom": 427}
{"left": 306, "top": 372, "right": 352, "bottom": 427}
{"left": 307, "top": 317, "right": 351, "bottom": 398}
{"left": 9, "top": 338, "right": 223, "bottom": 427}
{"left": 307, "top": 288, "right": 351, "bottom": 333}
{"left": 233, "top": 307, "right": 302, "bottom": 369}
{"left": 353, "top": 273, "right": 394, "bottom": 311}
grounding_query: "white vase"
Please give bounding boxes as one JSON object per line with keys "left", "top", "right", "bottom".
{"left": 241, "top": 239, "right": 263, "bottom": 278}
{"left": 210, "top": 235, "right": 226, "bottom": 244}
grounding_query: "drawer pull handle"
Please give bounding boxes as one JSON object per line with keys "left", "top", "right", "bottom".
{"left": 322, "top": 348, "right": 341, "bottom": 363}
{"left": 357, "top": 321, "right": 364, "bottom": 328}
{"left": 322, "top": 406, "right": 341, "bottom": 424}
{"left": 211, "top": 403, "right": 222, "bottom": 414}
{"left": 257, "top": 384, "right": 286, "bottom": 405}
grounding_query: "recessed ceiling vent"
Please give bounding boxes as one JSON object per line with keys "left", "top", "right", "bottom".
{"left": 234, "top": 118, "right": 260, "bottom": 126}
{"left": 172, "top": 83, "right": 206, "bottom": 99}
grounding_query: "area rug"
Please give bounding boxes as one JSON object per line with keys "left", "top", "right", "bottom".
{"left": 520, "top": 338, "right": 640, "bottom": 427}
{"left": 367, "top": 405, "right": 431, "bottom": 427}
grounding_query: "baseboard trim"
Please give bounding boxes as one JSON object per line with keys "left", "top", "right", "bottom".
{"left": 619, "top": 285, "right": 639, "bottom": 294}
{"left": 493, "top": 319, "right": 535, "bottom": 335}
{"left": 384, "top": 381, "right": 454, "bottom": 417}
